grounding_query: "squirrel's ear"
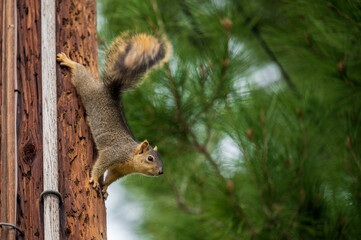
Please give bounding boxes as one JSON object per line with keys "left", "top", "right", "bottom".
{"left": 154, "top": 146, "right": 158, "bottom": 152}
{"left": 135, "top": 140, "right": 149, "bottom": 155}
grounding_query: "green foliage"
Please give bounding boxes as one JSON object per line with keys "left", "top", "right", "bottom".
{"left": 99, "top": 0, "right": 361, "bottom": 239}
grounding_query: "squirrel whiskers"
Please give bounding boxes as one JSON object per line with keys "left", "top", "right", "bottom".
{"left": 57, "top": 33, "right": 170, "bottom": 199}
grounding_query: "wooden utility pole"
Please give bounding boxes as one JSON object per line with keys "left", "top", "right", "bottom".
{"left": 16, "top": 0, "right": 43, "bottom": 238}
{"left": 1, "top": 0, "right": 17, "bottom": 239}
{"left": 1, "top": 0, "right": 107, "bottom": 239}
{"left": 42, "top": 0, "right": 60, "bottom": 239}
{"left": 56, "top": 0, "right": 107, "bottom": 238}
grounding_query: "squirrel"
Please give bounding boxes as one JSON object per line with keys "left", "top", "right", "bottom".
{"left": 56, "top": 33, "right": 171, "bottom": 199}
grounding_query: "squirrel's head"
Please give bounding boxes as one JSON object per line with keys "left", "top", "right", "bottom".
{"left": 132, "top": 139, "right": 163, "bottom": 177}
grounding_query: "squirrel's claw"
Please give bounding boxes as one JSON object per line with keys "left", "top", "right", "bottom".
{"left": 56, "top": 52, "right": 67, "bottom": 62}
{"left": 102, "top": 189, "right": 109, "bottom": 200}
{"left": 93, "top": 181, "right": 100, "bottom": 191}
{"left": 57, "top": 52, "right": 77, "bottom": 69}
{"left": 89, "top": 178, "right": 101, "bottom": 191}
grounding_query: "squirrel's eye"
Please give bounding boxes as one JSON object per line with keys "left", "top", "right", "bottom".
{"left": 147, "top": 156, "right": 154, "bottom": 162}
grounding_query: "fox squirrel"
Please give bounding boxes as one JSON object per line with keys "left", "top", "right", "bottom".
{"left": 57, "top": 33, "right": 171, "bottom": 199}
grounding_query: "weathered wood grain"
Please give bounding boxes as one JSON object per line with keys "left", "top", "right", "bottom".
{"left": 15, "top": 0, "right": 44, "bottom": 239}
{"left": 42, "top": 0, "right": 60, "bottom": 239}
{"left": 0, "top": 0, "right": 3, "bottom": 221}
{"left": 56, "top": 0, "right": 107, "bottom": 239}
{"left": 1, "top": 0, "right": 17, "bottom": 239}
{"left": 2, "top": 1, "right": 106, "bottom": 239}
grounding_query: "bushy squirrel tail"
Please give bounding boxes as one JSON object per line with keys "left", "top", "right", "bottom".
{"left": 103, "top": 33, "right": 171, "bottom": 99}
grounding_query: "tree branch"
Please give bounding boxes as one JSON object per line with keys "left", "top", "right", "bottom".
{"left": 304, "top": 33, "right": 324, "bottom": 57}
{"left": 327, "top": 2, "right": 361, "bottom": 28}
{"left": 167, "top": 177, "right": 201, "bottom": 215}
{"left": 259, "top": 110, "right": 274, "bottom": 208}
{"left": 346, "top": 136, "right": 361, "bottom": 173}
{"left": 297, "top": 109, "right": 307, "bottom": 176}
{"left": 189, "top": 34, "right": 231, "bottom": 126}
{"left": 232, "top": 0, "right": 299, "bottom": 96}
{"left": 149, "top": 1, "right": 254, "bottom": 232}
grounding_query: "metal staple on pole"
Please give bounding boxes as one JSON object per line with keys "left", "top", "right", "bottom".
{"left": 40, "top": 190, "right": 64, "bottom": 204}
{"left": 39, "top": 190, "right": 66, "bottom": 239}
{"left": 0, "top": 222, "right": 25, "bottom": 238}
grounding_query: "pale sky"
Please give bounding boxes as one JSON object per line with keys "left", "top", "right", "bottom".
{"left": 106, "top": 183, "right": 142, "bottom": 240}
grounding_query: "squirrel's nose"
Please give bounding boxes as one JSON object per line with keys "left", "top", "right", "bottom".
{"left": 158, "top": 169, "right": 164, "bottom": 175}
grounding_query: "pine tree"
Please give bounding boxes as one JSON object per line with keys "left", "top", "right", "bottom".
{"left": 98, "top": 0, "right": 361, "bottom": 239}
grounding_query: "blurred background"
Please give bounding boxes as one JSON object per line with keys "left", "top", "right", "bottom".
{"left": 97, "top": 0, "right": 361, "bottom": 239}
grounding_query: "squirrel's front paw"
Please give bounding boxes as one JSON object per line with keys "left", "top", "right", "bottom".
{"left": 89, "top": 178, "right": 101, "bottom": 191}
{"left": 102, "top": 189, "right": 109, "bottom": 200}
